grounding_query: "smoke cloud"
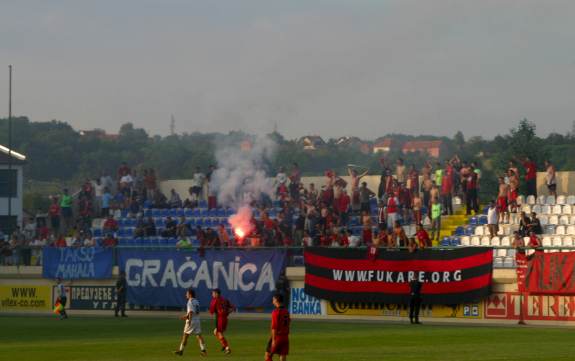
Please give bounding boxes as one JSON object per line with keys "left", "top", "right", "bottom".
{"left": 210, "top": 136, "right": 277, "bottom": 238}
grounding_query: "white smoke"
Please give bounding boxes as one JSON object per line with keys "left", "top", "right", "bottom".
{"left": 210, "top": 136, "right": 277, "bottom": 239}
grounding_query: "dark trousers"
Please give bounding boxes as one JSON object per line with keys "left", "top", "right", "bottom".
{"left": 442, "top": 193, "right": 453, "bottom": 215}
{"left": 466, "top": 189, "right": 479, "bottom": 215}
{"left": 526, "top": 178, "right": 537, "bottom": 197}
{"left": 409, "top": 296, "right": 421, "bottom": 323}
{"left": 115, "top": 295, "right": 126, "bottom": 316}
{"left": 59, "top": 297, "right": 68, "bottom": 318}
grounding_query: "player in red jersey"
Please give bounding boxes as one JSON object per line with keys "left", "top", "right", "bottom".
{"left": 265, "top": 294, "right": 290, "bottom": 361}
{"left": 209, "top": 288, "right": 235, "bottom": 355}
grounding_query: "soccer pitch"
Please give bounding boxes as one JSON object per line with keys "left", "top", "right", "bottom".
{"left": 1, "top": 316, "right": 573, "bottom": 361}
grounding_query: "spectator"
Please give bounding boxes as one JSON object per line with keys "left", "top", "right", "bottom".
{"left": 358, "top": 182, "right": 375, "bottom": 215}
{"left": 511, "top": 231, "right": 525, "bottom": 252}
{"left": 348, "top": 166, "right": 368, "bottom": 212}
{"left": 101, "top": 187, "right": 112, "bottom": 217}
{"left": 190, "top": 167, "right": 206, "bottom": 202}
{"left": 415, "top": 223, "right": 431, "bottom": 249}
{"left": 529, "top": 212, "right": 543, "bottom": 235}
{"left": 302, "top": 231, "right": 313, "bottom": 247}
{"left": 176, "top": 237, "right": 193, "bottom": 249}
{"left": 54, "top": 236, "right": 67, "bottom": 248}
{"left": 176, "top": 217, "right": 191, "bottom": 238}
{"left": 102, "top": 215, "right": 119, "bottom": 234}
{"left": 377, "top": 201, "right": 386, "bottom": 230}
{"left": 521, "top": 157, "right": 537, "bottom": 197}
{"left": 49, "top": 198, "right": 61, "bottom": 235}
{"left": 144, "top": 169, "right": 157, "bottom": 200}
{"left": 441, "top": 164, "right": 453, "bottom": 216}
{"left": 464, "top": 166, "right": 479, "bottom": 215}
{"left": 434, "top": 162, "right": 443, "bottom": 189}
{"left": 392, "top": 221, "right": 409, "bottom": 248}
{"left": 396, "top": 159, "right": 406, "bottom": 185}
{"left": 217, "top": 224, "right": 231, "bottom": 247}
{"left": 430, "top": 198, "right": 442, "bottom": 241}
{"left": 117, "top": 162, "right": 131, "bottom": 179}
{"left": 119, "top": 171, "right": 134, "bottom": 195}
{"left": 507, "top": 169, "right": 519, "bottom": 214}
{"left": 486, "top": 201, "right": 498, "bottom": 238}
{"left": 412, "top": 193, "right": 422, "bottom": 226}
{"left": 518, "top": 212, "right": 531, "bottom": 237}
{"left": 162, "top": 217, "right": 178, "bottom": 237}
{"left": 102, "top": 234, "right": 117, "bottom": 247}
{"left": 348, "top": 232, "right": 360, "bottom": 247}
{"left": 407, "top": 165, "right": 419, "bottom": 197}
{"left": 497, "top": 177, "right": 509, "bottom": 224}
{"left": 544, "top": 160, "right": 557, "bottom": 197}
{"left": 169, "top": 189, "right": 183, "bottom": 208}
{"left": 60, "top": 189, "right": 73, "bottom": 233}
{"left": 94, "top": 178, "right": 105, "bottom": 215}
{"left": 386, "top": 192, "right": 399, "bottom": 232}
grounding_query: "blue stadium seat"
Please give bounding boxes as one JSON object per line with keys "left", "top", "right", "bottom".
{"left": 120, "top": 209, "right": 129, "bottom": 218}
{"left": 93, "top": 228, "right": 103, "bottom": 237}
{"left": 199, "top": 200, "right": 208, "bottom": 208}
{"left": 478, "top": 216, "right": 488, "bottom": 225}
{"left": 192, "top": 208, "right": 201, "bottom": 217}
{"left": 160, "top": 209, "right": 169, "bottom": 218}
{"left": 464, "top": 226, "right": 474, "bottom": 236}
{"left": 217, "top": 209, "right": 226, "bottom": 217}
{"left": 454, "top": 226, "right": 465, "bottom": 236}
{"left": 144, "top": 209, "right": 153, "bottom": 217}
{"left": 152, "top": 209, "right": 161, "bottom": 218}
{"left": 176, "top": 208, "right": 185, "bottom": 217}
{"left": 440, "top": 237, "right": 451, "bottom": 246}
{"left": 208, "top": 209, "right": 217, "bottom": 217}
{"left": 168, "top": 208, "right": 177, "bottom": 217}
{"left": 184, "top": 208, "right": 193, "bottom": 217}
{"left": 469, "top": 217, "right": 478, "bottom": 225}
{"left": 450, "top": 237, "right": 461, "bottom": 246}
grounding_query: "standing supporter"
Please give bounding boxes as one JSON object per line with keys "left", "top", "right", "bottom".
{"left": 434, "top": 162, "right": 443, "bottom": 189}
{"left": 507, "top": 170, "right": 519, "bottom": 214}
{"left": 337, "top": 189, "right": 351, "bottom": 227}
{"left": 119, "top": 171, "right": 134, "bottom": 195}
{"left": 49, "top": 198, "right": 61, "bottom": 236}
{"left": 497, "top": 177, "right": 509, "bottom": 224}
{"left": 144, "top": 169, "right": 157, "bottom": 200}
{"left": 377, "top": 201, "right": 386, "bottom": 230}
{"left": 209, "top": 289, "right": 235, "bottom": 355}
{"left": 102, "top": 215, "right": 119, "bottom": 234}
{"left": 191, "top": 167, "right": 206, "bottom": 202}
{"left": 386, "top": 192, "right": 399, "bottom": 232}
{"left": 487, "top": 201, "right": 498, "bottom": 238}
{"left": 465, "top": 167, "right": 479, "bottom": 215}
{"left": 348, "top": 166, "right": 368, "bottom": 211}
{"left": 522, "top": 157, "right": 537, "bottom": 197}
{"left": 93, "top": 178, "right": 104, "bottom": 215}
{"left": 101, "top": 187, "right": 112, "bottom": 217}
{"left": 358, "top": 182, "right": 375, "bottom": 215}
{"left": 441, "top": 166, "right": 453, "bottom": 216}
{"left": 529, "top": 212, "right": 543, "bottom": 235}
{"left": 169, "top": 189, "right": 183, "bottom": 208}
{"left": 395, "top": 159, "right": 406, "bottom": 185}
{"left": 430, "top": 199, "right": 442, "bottom": 241}
{"left": 412, "top": 193, "right": 422, "bottom": 226}
{"left": 60, "top": 189, "right": 73, "bottom": 234}
{"left": 409, "top": 279, "right": 423, "bottom": 324}
{"left": 392, "top": 221, "right": 409, "bottom": 248}
{"left": 544, "top": 160, "right": 557, "bottom": 197}
{"left": 115, "top": 272, "right": 127, "bottom": 317}
{"left": 407, "top": 165, "right": 419, "bottom": 197}
{"left": 421, "top": 171, "right": 433, "bottom": 212}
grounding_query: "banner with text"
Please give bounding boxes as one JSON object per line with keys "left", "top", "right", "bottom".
{"left": 327, "top": 301, "right": 482, "bottom": 319}
{"left": 289, "top": 287, "right": 325, "bottom": 316}
{"left": 521, "top": 252, "right": 575, "bottom": 294}
{"left": 118, "top": 249, "right": 286, "bottom": 308}
{"left": 43, "top": 247, "right": 114, "bottom": 280}
{"left": 0, "top": 285, "right": 52, "bottom": 311}
{"left": 68, "top": 286, "right": 117, "bottom": 310}
{"left": 304, "top": 247, "right": 493, "bottom": 304}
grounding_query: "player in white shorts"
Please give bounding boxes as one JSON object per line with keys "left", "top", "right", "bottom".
{"left": 174, "top": 289, "right": 207, "bottom": 357}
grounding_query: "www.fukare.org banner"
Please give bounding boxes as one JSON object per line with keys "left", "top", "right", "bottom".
{"left": 304, "top": 247, "right": 493, "bottom": 305}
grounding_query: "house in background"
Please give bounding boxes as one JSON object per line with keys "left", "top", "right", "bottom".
{"left": 0, "top": 145, "right": 26, "bottom": 232}
{"left": 336, "top": 136, "right": 373, "bottom": 154}
{"left": 402, "top": 140, "right": 445, "bottom": 158}
{"left": 298, "top": 136, "right": 326, "bottom": 151}
{"left": 373, "top": 138, "right": 395, "bottom": 154}
{"left": 240, "top": 139, "right": 253, "bottom": 152}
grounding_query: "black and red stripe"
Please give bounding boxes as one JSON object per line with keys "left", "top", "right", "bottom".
{"left": 304, "top": 247, "right": 493, "bottom": 305}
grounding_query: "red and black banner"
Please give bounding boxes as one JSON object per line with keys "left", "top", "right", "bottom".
{"left": 304, "top": 247, "right": 493, "bottom": 304}
{"left": 520, "top": 252, "right": 575, "bottom": 294}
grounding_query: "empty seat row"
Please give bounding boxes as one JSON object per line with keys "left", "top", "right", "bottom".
{"left": 520, "top": 204, "right": 574, "bottom": 216}
{"left": 460, "top": 235, "right": 575, "bottom": 247}
{"left": 519, "top": 195, "right": 575, "bottom": 206}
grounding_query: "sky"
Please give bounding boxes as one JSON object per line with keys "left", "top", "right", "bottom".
{"left": 0, "top": 0, "right": 574, "bottom": 140}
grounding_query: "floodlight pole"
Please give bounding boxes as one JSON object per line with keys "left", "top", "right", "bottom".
{"left": 7, "top": 65, "right": 13, "bottom": 225}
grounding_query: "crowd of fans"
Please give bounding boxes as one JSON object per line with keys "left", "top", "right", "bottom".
{"left": 0, "top": 155, "right": 561, "bottom": 266}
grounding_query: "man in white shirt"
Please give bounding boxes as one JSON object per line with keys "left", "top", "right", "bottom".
{"left": 190, "top": 168, "right": 206, "bottom": 202}
{"left": 56, "top": 278, "right": 68, "bottom": 320}
{"left": 174, "top": 289, "right": 207, "bottom": 357}
{"left": 487, "top": 200, "right": 498, "bottom": 238}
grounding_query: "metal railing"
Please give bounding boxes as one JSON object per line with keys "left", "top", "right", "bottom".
{"left": 1, "top": 245, "right": 574, "bottom": 269}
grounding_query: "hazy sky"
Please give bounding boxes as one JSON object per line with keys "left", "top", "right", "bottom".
{"left": 1, "top": 0, "right": 574, "bottom": 139}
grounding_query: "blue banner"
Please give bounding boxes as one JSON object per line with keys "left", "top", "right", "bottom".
{"left": 42, "top": 247, "right": 114, "bottom": 280}
{"left": 118, "top": 249, "right": 286, "bottom": 309}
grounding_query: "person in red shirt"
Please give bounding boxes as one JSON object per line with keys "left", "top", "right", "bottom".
{"left": 102, "top": 215, "right": 119, "bottom": 233}
{"left": 522, "top": 157, "right": 537, "bottom": 197}
{"left": 209, "top": 289, "right": 235, "bottom": 354}
{"left": 527, "top": 231, "right": 543, "bottom": 255}
{"left": 102, "top": 234, "right": 117, "bottom": 248}
{"left": 337, "top": 189, "right": 351, "bottom": 227}
{"left": 441, "top": 169, "right": 453, "bottom": 215}
{"left": 415, "top": 223, "right": 432, "bottom": 249}
{"left": 265, "top": 294, "right": 290, "bottom": 361}
{"left": 49, "top": 198, "right": 61, "bottom": 236}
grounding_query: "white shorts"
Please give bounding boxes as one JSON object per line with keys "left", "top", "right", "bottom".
{"left": 184, "top": 319, "right": 202, "bottom": 335}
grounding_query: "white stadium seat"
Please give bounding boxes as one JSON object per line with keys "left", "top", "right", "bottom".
{"left": 542, "top": 236, "right": 552, "bottom": 247}
{"left": 563, "top": 237, "right": 574, "bottom": 246}
{"left": 496, "top": 249, "right": 506, "bottom": 257}
{"left": 516, "top": 195, "right": 524, "bottom": 206}
{"left": 539, "top": 215, "right": 548, "bottom": 225}
{"left": 471, "top": 236, "right": 481, "bottom": 246}
{"left": 556, "top": 226, "right": 566, "bottom": 235}
{"left": 567, "top": 226, "right": 575, "bottom": 235}
{"left": 549, "top": 215, "right": 559, "bottom": 225}
{"left": 526, "top": 195, "right": 536, "bottom": 205}
{"left": 460, "top": 236, "right": 470, "bottom": 246}
{"left": 567, "top": 195, "right": 575, "bottom": 205}
{"left": 503, "top": 257, "right": 515, "bottom": 268}
{"left": 552, "top": 205, "right": 563, "bottom": 214}
{"left": 532, "top": 204, "right": 542, "bottom": 214}
{"left": 480, "top": 236, "right": 491, "bottom": 246}
{"left": 491, "top": 237, "right": 501, "bottom": 246}
{"left": 541, "top": 205, "right": 551, "bottom": 215}
{"left": 474, "top": 226, "right": 484, "bottom": 236}
{"left": 494, "top": 258, "right": 504, "bottom": 268}
{"left": 537, "top": 195, "right": 546, "bottom": 205}
{"left": 500, "top": 236, "right": 511, "bottom": 246}
{"left": 546, "top": 196, "right": 556, "bottom": 205}
{"left": 553, "top": 236, "right": 563, "bottom": 246}
{"left": 557, "top": 195, "right": 566, "bottom": 205}
{"left": 559, "top": 216, "right": 570, "bottom": 225}
{"left": 571, "top": 216, "right": 575, "bottom": 225}
{"left": 563, "top": 205, "right": 572, "bottom": 215}
{"left": 521, "top": 205, "right": 532, "bottom": 214}
{"left": 507, "top": 249, "right": 516, "bottom": 258}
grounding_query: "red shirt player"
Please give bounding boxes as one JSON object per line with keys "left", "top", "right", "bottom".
{"left": 265, "top": 294, "right": 290, "bottom": 361}
{"left": 209, "top": 289, "right": 235, "bottom": 354}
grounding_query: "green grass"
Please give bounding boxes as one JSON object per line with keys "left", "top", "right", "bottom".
{"left": 1, "top": 315, "right": 574, "bottom": 361}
